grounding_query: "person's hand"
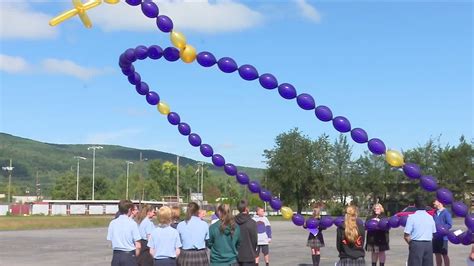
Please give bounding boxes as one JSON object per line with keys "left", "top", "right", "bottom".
{"left": 470, "top": 253, "right": 474, "bottom": 261}
{"left": 268, "top": 239, "right": 271, "bottom": 243}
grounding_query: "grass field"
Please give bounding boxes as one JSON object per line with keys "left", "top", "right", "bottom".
{"left": 0, "top": 216, "right": 114, "bottom": 231}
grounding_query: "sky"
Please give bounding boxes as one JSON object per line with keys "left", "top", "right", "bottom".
{"left": 0, "top": 0, "right": 472, "bottom": 169}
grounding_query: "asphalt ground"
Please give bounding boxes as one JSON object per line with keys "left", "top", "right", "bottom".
{"left": 0, "top": 218, "right": 472, "bottom": 266}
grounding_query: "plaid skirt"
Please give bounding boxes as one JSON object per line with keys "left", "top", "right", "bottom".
{"left": 336, "top": 257, "right": 365, "bottom": 266}
{"left": 307, "top": 238, "right": 325, "bottom": 248}
{"left": 177, "top": 249, "right": 209, "bottom": 266}
{"left": 365, "top": 243, "right": 389, "bottom": 252}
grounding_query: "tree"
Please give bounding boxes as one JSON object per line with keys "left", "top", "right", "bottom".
{"left": 51, "top": 173, "right": 76, "bottom": 200}
{"left": 264, "top": 128, "right": 317, "bottom": 213}
{"left": 330, "top": 135, "right": 352, "bottom": 206}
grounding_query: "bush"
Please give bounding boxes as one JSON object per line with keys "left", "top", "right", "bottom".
{"left": 326, "top": 201, "right": 345, "bottom": 216}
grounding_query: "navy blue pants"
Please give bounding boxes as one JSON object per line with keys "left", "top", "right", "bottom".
{"left": 112, "top": 250, "right": 138, "bottom": 266}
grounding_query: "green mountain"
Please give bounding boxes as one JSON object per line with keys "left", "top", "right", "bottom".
{"left": 0, "top": 132, "right": 265, "bottom": 196}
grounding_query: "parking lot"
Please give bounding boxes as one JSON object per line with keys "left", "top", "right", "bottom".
{"left": 0, "top": 218, "right": 471, "bottom": 266}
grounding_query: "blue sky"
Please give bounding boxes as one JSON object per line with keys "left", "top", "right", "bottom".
{"left": 0, "top": 0, "right": 472, "bottom": 168}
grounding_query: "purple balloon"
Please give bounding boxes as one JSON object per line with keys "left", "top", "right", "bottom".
{"left": 315, "top": 106, "right": 333, "bottom": 122}
{"left": 248, "top": 180, "right": 261, "bottom": 193}
{"left": 461, "top": 231, "right": 473, "bottom": 245}
{"left": 236, "top": 172, "right": 249, "bottom": 185}
{"left": 435, "top": 223, "right": 449, "bottom": 237}
{"left": 212, "top": 154, "right": 225, "bottom": 167}
{"left": 200, "top": 144, "right": 214, "bottom": 157}
{"left": 122, "top": 65, "right": 135, "bottom": 76}
{"left": 147, "top": 45, "right": 163, "bottom": 59}
{"left": 196, "top": 52, "right": 216, "bottom": 67}
{"left": 188, "top": 133, "right": 202, "bottom": 147}
{"left": 465, "top": 214, "right": 474, "bottom": 231}
{"left": 351, "top": 128, "right": 368, "bottom": 144}
{"left": 259, "top": 189, "right": 272, "bottom": 202}
{"left": 320, "top": 216, "right": 334, "bottom": 228}
{"left": 278, "top": 83, "right": 297, "bottom": 99}
{"left": 135, "top": 81, "right": 149, "bottom": 95}
{"left": 332, "top": 116, "right": 351, "bottom": 133}
{"left": 270, "top": 197, "right": 282, "bottom": 211}
{"left": 305, "top": 217, "right": 319, "bottom": 229}
{"left": 447, "top": 231, "right": 461, "bottom": 244}
{"left": 224, "top": 163, "right": 237, "bottom": 176}
{"left": 378, "top": 218, "right": 390, "bottom": 231}
{"left": 296, "top": 93, "right": 315, "bottom": 110}
{"left": 177, "top": 123, "right": 191, "bottom": 136}
{"left": 334, "top": 216, "right": 345, "bottom": 227}
{"left": 156, "top": 15, "right": 173, "bottom": 33}
{"left": 292, "top": 213, "right": 305, "bottom": 226}
{"left": 141, "top": 1, "right": 159, "bottom": 18}
{"left": 368, "top": 138, "right": 386, "bottom": 155}
{"left": 146, "top": 91, "right": 159, "bottom": 105}
{"left": 436, "top": 188, "right": 453, "bottom": 205}
{"left": 124, "top": 48, "right": 137, "bottom": 62}
{"left": 167, "top": 112, "right": 180, "bottom": 125}
{"left": 238, "top": 64, "right": 259, "bottom": 80}
{"left": 389, "top": 216, "right": 400, "bottom": 228}
{"left": 399, "top": 216, "right": 408, "bottom": 227}
{"left": 163, "top": 47, "right": 180, "bottom": 62}
{"left": 420, "top": 175, "right": 438, "bottom": 192}
{"left": 403, "top": 163, "right": 422, "bottom": 179}
{"left": 128, "top": 72, "right": 141, "bottom": 85}
{"left": 125, "top": 0, "right": 141, "bottom": 6}
{"left": 217, "top": 57, "right": 237, "bottom": 73}
{"left": 366, "top": 219, "right": 379, "bottom": 231}
{"left": 119, "top": 54, "right": 132, "bottom": 66}
{"left": 452, "top": 201, "right": 468, "bottom": 217}
{"left": 259, "top": 73, "right": 278, "bottom": 90}
{"left": 134, "top": 45, "right": 148, "bottom": 60}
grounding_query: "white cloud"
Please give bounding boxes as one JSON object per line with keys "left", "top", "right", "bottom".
{"left": 85, "top": 129, "right": 142, "bottom": 144}
{"left": 41, "top": 58, "right": 110, "bottom": 80}
{"left": 0, "top": 2, "right": 57, "bottom": 39}
{"left": 90, "top": 0, "right": 263, "bottom": 33}
{"left": 0, "top": 54, "right": 30, "bottom": 73}
{"left": 295, "top": 0, "right": 321, "bottom": 23}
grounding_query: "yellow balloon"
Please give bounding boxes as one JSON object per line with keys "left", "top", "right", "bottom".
{"left": 49, "top": 0, "right": 101, "bottom": 27}
{"left": 157, "top": 102, "right": 170, "bottom": 115}
{"left": 170, "top": 31, "right": 187, "bottom": 50}
{"left": 180, "top": 45, "right": 197, "bottom": 63}
{"left": 281, "top": 206, "right": 293, "bottom": 220}
{"left": 104, "top": 0, "right": 120, "bottom": 4}
{"left": 385, "top": 150, "right": 404, "bottom": 167}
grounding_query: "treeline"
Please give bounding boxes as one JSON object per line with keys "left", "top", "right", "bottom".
{"left": 264, "top": 128, "right": 473, "bottom": 216}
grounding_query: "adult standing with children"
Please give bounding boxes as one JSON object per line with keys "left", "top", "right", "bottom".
{"left": 365, "top": 203, "right": 389, "bottom": 266}
{"left": 107, "top": 199, "right": 142, "bottom": 266}
{"left": 208, "top": 204, "right": 241, "bottom": 266}
{"left": 432, "top": 199, "right": 452, "bottom": 266}
{"left": 176, "top": 202, "right": 210, "bottom": 266}
{"left": 404, "top": 195, "right": 436, "bottom": 266}
{"left": 235, "top": 199, "right": 257, "bottom": 266}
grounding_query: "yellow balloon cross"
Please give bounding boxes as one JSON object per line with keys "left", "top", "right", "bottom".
{"left": 49, "top": 0, "right": 103, "bottom": 28}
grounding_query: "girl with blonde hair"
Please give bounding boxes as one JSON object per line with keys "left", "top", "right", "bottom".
{"left": 336, "top": 205, "right": 366, "bottom": 266}
{"left": 365, "top": 203, "right": 389, "bottom": 266}
{"left": 148, "top": 206, "right": 182, "bottom": 265}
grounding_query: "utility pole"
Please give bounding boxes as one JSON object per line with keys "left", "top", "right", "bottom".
{"left": 2, "top": 159, "right": 14, "bottom": 204}
{"left": 126, "top": 161, "right": 134, "bottom": 200}
{"left": 87, "top": 146, "right": 103, "bottom": 200}
{"left": 36, "top": 171, "right": 40, "bottom": 202}
{"left": 200, "top": 162, "right": 204, "bottom": 201}
{"left": 74, "top": 156, "right": 86, "bottom": 200}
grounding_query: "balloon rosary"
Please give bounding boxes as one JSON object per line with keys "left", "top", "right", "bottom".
{"left": 50, "top": 0, "right": 473, "bottom": 245}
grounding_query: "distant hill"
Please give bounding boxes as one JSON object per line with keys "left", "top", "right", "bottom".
{"left": 0, "top": 133, "right": 265, "bottom": 194}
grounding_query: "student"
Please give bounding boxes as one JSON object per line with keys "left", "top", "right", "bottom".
{"left": 137, "top": 205, "right": 156, "bottom": 266}
{"left": 306, "top": 206, "right": 325, "bottom": 266}
{"left": 404, "top": 195, "right": 436, "bottom": 266}
{"left": 336, "top": 205, "right": 365, "bottom": 266}
{"left": 235, "top": 199, "right": 257, "bottom": 266}
{"left": 253, "top": 206, "right": 272, "bottom": 266}
{"left": 170, "top": 206, "right": 181, "bottom": 229}
{"left": 107, "top": 199, "right": 142, "bottom": 266}
{"left": 208, "top": 204, "right": 240, "bottom": 266}
{"left": 432, "top": 199, "right": 452, "bottom": 266}
{"left": 148, "top": 206, "right": 182, "bottom": 266}
{"left": 365, "top": 203, "right": 389, "bottom": 266}
{"left": 176, "top": 202, "right": 210, "bottom": 266}
{"left": 130, "top": 204, "right": 139, "bottom": 220}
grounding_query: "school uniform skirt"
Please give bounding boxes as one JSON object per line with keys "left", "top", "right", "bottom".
{"left": 336, "top": 257, "right": 365, "bottom": 266}
{"left": 177, "top": 249, "right": 209, "bottom": 266}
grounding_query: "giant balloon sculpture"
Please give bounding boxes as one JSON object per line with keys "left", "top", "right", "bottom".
{"left": 50, "top": 0, "right": 473, "bottom": 244}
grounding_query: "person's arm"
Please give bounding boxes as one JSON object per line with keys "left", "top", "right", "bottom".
{"left": 470, "top": 245, "right": 474, "bottom": 260}
{"left": 403, "top": 216, "right": 413, "bottom": 244}
{"left": 135, "top": 241, "right": 141, "bottom": 256}
{"left": 336, "top": 227, "right": 343, "bottom": 253}
{"left": 444, "top": 210, "right": 453, "bottom": 230}
{"left": 175, "top": 229, "right": 182, "bottom": 257}
{"left": 207, "top": 225, "right": 214, "bottom": 249}
{"left": 404, "top": 233, "right": 411, "bottom": 244}
{"left": 265, "top": 217, "right": 272, "bottom": 243}
{"left": 149, "top": 248, "right": 155, "bottom": 257}
{"left": 251, "top": 222, "right": 258, "bottom": 249}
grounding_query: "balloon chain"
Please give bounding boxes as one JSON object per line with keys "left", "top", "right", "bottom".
{"left": 50, "top": 0, "right": 473, "bottom": 244}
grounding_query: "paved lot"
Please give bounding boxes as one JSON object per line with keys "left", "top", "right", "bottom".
{"left": 0, "top": 218, "right": 471, "bottom": 266}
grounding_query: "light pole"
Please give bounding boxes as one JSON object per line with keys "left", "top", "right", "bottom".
{"left": 2, "top": 159, "right": 14, "bottom": 203}
{"left": 176, "top": 156, "right": 180, "bottom": 205}
{"left": 74, "top": 156, "right": 86, "bottom": 200}
{"left": 87, "top": 146, "right": 103, "bottom": 200}
{"left": 126, "top": 161, "right": 134, "bottom": 200}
